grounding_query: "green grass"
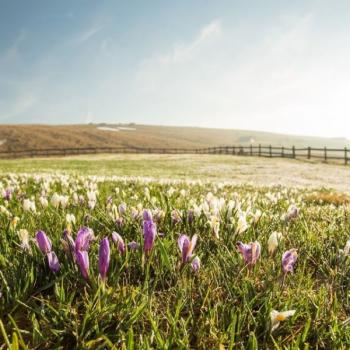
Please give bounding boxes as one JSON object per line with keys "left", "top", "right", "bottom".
{"left": 1, "top": 173, "right": 350, "bottom": 348}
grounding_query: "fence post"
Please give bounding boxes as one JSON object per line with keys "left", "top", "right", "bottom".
{"left": 258, "top": 144, "right": 261, "bottom": 157}
{"left": 292, "top": 146, "right": 295, "bottom": 159}
{"left": 308, "top": 147, "right": 311, "bottom": 159}
{"left": 250, "top": 144, "right": 253, "bottom": 156}
{"left": 281, "top": 146, "right": 284, "bottom": 158}
{"left": 324, "top": 147, "right": 327, "bottom": 162}
{"left": 233, "top": 146, "right": 236, "bottom": 155}
{"left": 269, "top": 145, "right": 272, "bottom": 158}
{"left": 345, "top": 147, "right": 348, "bottom": 165}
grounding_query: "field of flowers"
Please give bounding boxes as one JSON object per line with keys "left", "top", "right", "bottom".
{"left": 1, "top": 173, "right": 350, "bottom": 349}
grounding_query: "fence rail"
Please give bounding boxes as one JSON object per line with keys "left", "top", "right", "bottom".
{"left": 0, "top": 145, "right": 349, "bottom": 164}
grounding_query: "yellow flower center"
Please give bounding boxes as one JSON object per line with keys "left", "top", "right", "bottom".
{"left": 276, "top": 314, "right": 286, "bottom": 321}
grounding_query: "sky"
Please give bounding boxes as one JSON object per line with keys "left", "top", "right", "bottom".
{"left": 1, "top": 0, "right": 350, "bottom": 137}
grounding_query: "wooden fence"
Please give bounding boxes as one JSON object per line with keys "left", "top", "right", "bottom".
{"left": 0, "top": 145, "right": 349, "bottom": 164}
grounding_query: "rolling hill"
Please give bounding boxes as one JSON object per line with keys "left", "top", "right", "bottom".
{"left": 0, "top": 123, "right": 349, "bottom": 152}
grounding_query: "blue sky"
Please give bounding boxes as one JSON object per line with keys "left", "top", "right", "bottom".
{"left": 1, "top": 0, "right": 350, "bottom": 137}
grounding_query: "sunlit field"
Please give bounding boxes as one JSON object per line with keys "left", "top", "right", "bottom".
{"left": 1, "top": 167, "right": 350, "bottom": 349}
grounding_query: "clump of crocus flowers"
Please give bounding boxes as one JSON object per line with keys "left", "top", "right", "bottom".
{"left": 36, "top": 230, "right": 60, "bottom": 273}
{"left": 236, "top": 241, "right": 261, "bottom": 268}
{"left": 178, "top": 234, "right": 200, "bottom": 272}
{"left": 74, "top": 227, "right": 95, "bottom": 280}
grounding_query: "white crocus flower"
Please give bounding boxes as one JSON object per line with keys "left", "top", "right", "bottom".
{"left": 18, "top": 229, "right": 31, "bottom": 251}
{"left": 208, "top": 215, "right": 220, "bottom": 239}
{"left": 339, "top": 240, "right": 350, "bottom": 256}
{"left": 236, "top": 211, "right": 248, "bottom": 234}
{"left": 39, "top": 196, "right": 48, "bottom": 208}
{"left": 66, "top": 213, "right": 76, "bottom": 225}
{"left": 23, "top": 199, "right": 36, "bottom": 212}
{"left": 60, "top": 195, "right": 69, "bottom": 209}
{"left": 268, "top": 231, "right": 283, "bottom": 255}
{"left": 270, "top": 310, "right": 296, "bottom": 332}
{"left": 51, "top": 193, "right": 61, "bottom": 208}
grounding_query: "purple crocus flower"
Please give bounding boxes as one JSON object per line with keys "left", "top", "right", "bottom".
{"left": 62, "top": 229, "right": 76, "bottom": 254}
{"left": 187, "top": 210, "right": 194, "bottom": 224}
{"left": 3, "top": 188, "right": 12, "bottom": 201}
{"left": 178, "top": 234, "right": 198, "bottom": 263}
{"left": 75, "top": 227, "right": 94, "bottom": 251}
{"left": 143, "top": 219, "right": 156, "bottom": 254}
{"left": 47, "top": 251, "right": 60, "bottom": 273}
{"left": 143, "top": 209, "right": 153, "bottom": 222}
{"left": 99, "top": 238, "right": 110, "bottom": 281}
{"left": 236, "top": 241, "right": 261, "bottom": 267}
{"left": 282, "top": 249, "right": 298, "bottom": 274}
{"left": 112, "top": 232, "right": 126, "bottom": 254}
{"left": 128, "top": 241, "right": 140, "bottom": 250}
{"left": 118, "top": 203, "right": 127, "bottom": 215}
{"left": 115, "top": 217, "right": 123, "bottom": 228}
{"left": 36, "top": 231, "right": 52, "bottom": 254}
{"left": 35, "top": 230, "right": 60, "bottom": 273}
{"left": 76, "top": 250, "right": 89, "bottom": 280}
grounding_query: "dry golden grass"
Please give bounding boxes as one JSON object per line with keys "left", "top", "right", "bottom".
{"left": 0, "top": 123, "right": 349, "bottom": 152}
{"left": 305, "top": 192, "right": 350, "bottom": 206}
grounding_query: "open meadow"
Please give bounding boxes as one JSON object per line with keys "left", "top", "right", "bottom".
{"left": 1, "top": 155, "right": 350, "bottom": 348}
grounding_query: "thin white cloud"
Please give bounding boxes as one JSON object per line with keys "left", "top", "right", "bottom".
{"left": 0, "top": 30, "right": 26, "bottom": 64}
{"left": 147, "top": 19, "right": 222, "bottom": 65}
{"left": 75, "top": 25, "right": 103, "bottom": 44}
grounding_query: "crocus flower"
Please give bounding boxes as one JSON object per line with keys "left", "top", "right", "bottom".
{"left": 268, "top": 231, "right": 282, "bottom": 255}
{"left": 118, "top": 203, "right": 127, "bottom": 215}
{"left": 128, "top": 241, "right": 140, "bottom": 250}
{"left": 187, "top": 209, "right": 194, "bottom": 224}
{"left": 236, "top": 211, "right": 248, "bottom": 234}
{"left": 283, "top": 205, "right": 299, "bottom": 222}
{"left": 35, "top": 230, "right": 60, "bottom": 273}
{"left": 76, "top": 250, "right": 89, "bottom": 280}
{"left": 47, "top": 251, "right": 60, "bottom": 273}
{"left": 143, "top": 219, "right": 156, "bottom": 253}
{"left": 191, "top": 256, "right": 201, "bottom": 272}
{"left": 18, "top": 229, "right": 31, "bottom": 251}
{"left": 178, "top": 234, "right": 198, "bottom": 263}
{"left": 236, "top": 241, "right": 261, "bottom": 267}
{"left": 23, "top": 199, "right": 36, "bottom": 212}
{"left": 270, "top": 309, "right": 296, "bottom": 332}
{"left": 3, "top": 188, "right": 12, "bottom": 201}
{"left": 99, "top": 238, "right": 110, "bottom": 281}
{"left": 61, "top": 229, "right": 76, "bottom": 257}
{"left": 36, "top": 230, "right": 52, "bottom": 254}
{"left": 75, "top": 227, "right": 94, "bottom": 251}
{"left": 112, "top": 232, "right": 126, "bottom": 254}
{"left": 143, "top": 209, "right": 153, "bottom": 221}
{"left": 282, "top": 249, "right": 298, "bottom": 274}
{"left": 115, "top": 217, "right": 124, "bottom": 228}
{"left": 171, "top": 209, "right": 182, "bottom": 225}
{"left": 339, "top": 240, "right": 350, "bottom": 256}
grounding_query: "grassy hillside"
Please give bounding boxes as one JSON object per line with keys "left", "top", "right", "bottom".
{"left": 0, "top": 123, "right": 349, "bottom": 152}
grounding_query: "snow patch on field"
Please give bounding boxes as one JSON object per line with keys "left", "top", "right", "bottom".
{"left": 97, "top": 126, "right": 136, "bottom": 132}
